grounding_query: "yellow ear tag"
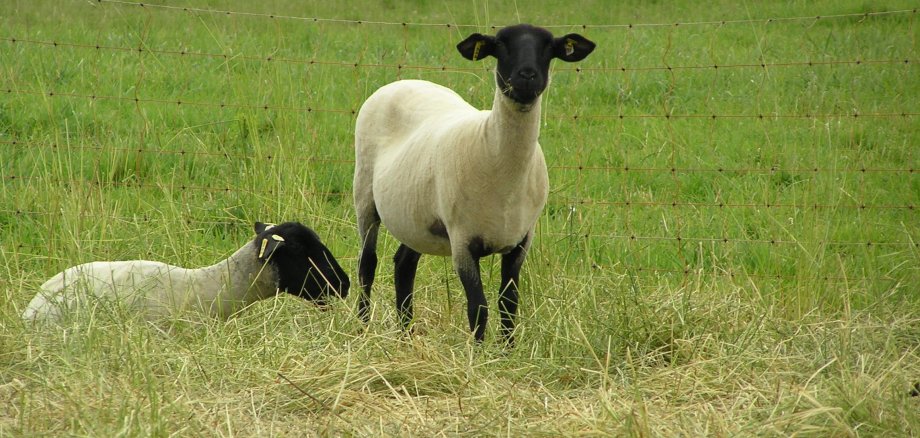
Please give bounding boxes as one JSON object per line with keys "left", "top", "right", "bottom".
{"left": 472, "top": 40, "right": 484, "bottom": 61}
{"left": 264, "top": 223, "right": 276, "bottom": 230}
{"left": 258, "top": 238, "right": 269, "bottom": 258}
{"left": 271, "top": 234, "right": 285, "bottom": 242}
{"left": 565, "top": 38, "right": 576, "bottom": 56}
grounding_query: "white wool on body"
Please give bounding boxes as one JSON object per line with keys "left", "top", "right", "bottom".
{"left": 356, "top": 79, "right": 549, "bottom": 256}
{"left": 22, "top": 243, "right": 278, "bottom": 321}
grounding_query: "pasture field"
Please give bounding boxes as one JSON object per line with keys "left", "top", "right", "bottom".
{"left": 1, "top": 0, "right": 918, "bottom": 435}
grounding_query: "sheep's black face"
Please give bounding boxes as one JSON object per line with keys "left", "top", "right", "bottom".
{"left": 457, "top": 24, "right": 596, "bottom": 106}
{"left": 253, "top": 221, "right": 350, "bottom": 305}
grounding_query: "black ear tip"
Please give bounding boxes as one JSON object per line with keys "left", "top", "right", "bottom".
{"left": 564, "top": 33, "right": 594, "bottom": 44}
{"left": 585, "top": 42, "right": 597, "bottom": 55}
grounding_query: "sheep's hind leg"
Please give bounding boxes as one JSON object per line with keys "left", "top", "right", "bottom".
{"left": 393, "top": 244, "right": 421, "bottom": 332}
{"left": 356, "top": 209, "right": 380, "bottom": 324}
{"left": 499, "top": 234, "right": 531, "bottom": 347}
{"left": 454, "top": 239, "right": 488, "bottom": 342}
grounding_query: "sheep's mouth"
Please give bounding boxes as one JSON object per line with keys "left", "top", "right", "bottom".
{"left": 501, "top": 89, "right": 539, "bottom": 111}
{"left": 500, "top": 86, "right": 540, "bottom": 107}
{"left": 507, "top": 85, "right": 543, "bottom": 107}
{"left": 498, "top": 75, "right": 543, "bottom": 105}
{"left": 512, "top": 93, "right": 539, "bottom": 106}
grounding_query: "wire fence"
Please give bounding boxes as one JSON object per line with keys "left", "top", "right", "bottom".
{"left": 2, "top": 1, "right": 917, "bottom": 288}
{"left": 0, "top": 140, "right": 918, "bottom": 210}
{"left": 6, "top": 82, "right": 918, "bottom": 120}
{"left": 95, "top": 0, "right": 918, "bottom": 29}
{"left": 6, "top": 36, "right": 916, "bottom": 74}
{"left": 3, "top": 139, "right": 915, "bottom": 174}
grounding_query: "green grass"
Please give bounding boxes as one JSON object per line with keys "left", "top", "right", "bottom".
{"left": 1, "top": 0, "right": 919, "bottom": 435}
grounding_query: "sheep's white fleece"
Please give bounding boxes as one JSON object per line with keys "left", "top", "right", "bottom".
{"left": 354, "top": 79, "right": 548, "bottom": 256}
{"left": 22, "top": 243, "right": 277, "bottom": 321}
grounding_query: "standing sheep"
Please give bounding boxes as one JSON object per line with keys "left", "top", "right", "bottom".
{"left": 353, "top": 24, "right": 595, "bottom": 343}
{"left": 22, "top": 221, "right": 350, "bottom": 322}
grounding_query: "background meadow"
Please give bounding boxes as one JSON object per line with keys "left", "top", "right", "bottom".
{"left": 1, "top": 0, "right": 918, "bottom": 435}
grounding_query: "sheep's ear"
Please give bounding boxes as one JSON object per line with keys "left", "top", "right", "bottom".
{"left": 254, "top": 222, "right": 276, "bottom": 235}
{"left": 553, "top": 34, "right": 595, "bottom": 62}
{"left": 457, "top": 34, "right": 496, "bottom": 61}
{"left": 257, "top": 234, "right": 286, "bottom": 261}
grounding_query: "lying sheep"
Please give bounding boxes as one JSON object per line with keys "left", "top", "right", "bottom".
{"left": 353, "top": 24, "right": 595, "bottom": 343}
{"left": 22, "top": 221, "right": 350, "bottom": 322}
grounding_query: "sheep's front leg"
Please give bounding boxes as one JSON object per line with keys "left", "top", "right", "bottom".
{"left": 499, "top": 234, "right": 530, "bottom": 347}
{"left": 454, "top": 240, "right": 487, "bottom": 342}
{"left": 393, "top": 244, "right": 421, "bottom": 331}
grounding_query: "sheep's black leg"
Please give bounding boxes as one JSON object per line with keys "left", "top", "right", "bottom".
{"left": 357, "top": 250, "right": 377, "bottom": 323}
{"left": 393, "top": 244, "right": 421, "bottom": 331}
{"left": 499, "top": 235, "right": 530, "bottom": 347}
{"left": 456, "top": 239, "right": 487, "bottom": 342}
{"left": 356, "top": 215, "right": 379, "bottom": 324}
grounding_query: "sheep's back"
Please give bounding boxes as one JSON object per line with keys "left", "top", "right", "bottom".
{"left": 356, "top": 80, "right": 479, "bottom": 148}
{"left": 23, "top": 261, "right": 194, "bottom": 321}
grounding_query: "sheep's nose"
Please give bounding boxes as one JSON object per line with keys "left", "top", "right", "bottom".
{"left": 518, "top": 68, "right": 536, "bottom": 81}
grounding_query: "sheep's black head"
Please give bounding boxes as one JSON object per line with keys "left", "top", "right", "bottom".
{"left": 253, "top": 221, "right": 350, "bottom": 305}
{"left": 457, "top": 24, "right": 595, "bottom": 106}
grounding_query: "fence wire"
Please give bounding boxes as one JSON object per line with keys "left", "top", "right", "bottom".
{"left": 5, "top": 36, "right": 915, "bottom": 74}
{"left": 4, "top": 87, "right": 917, "bottom": 120}
{"left": 4, "top": 139, "right": 914, "bottom": 174}
{"left": 95, "top": 0, "right": 918, "bottom": 30}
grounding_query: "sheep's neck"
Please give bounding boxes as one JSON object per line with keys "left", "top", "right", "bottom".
{"left": 482, "top": 88, "right": 542, "bottom": 166}
{"left": 197, "top": 244, "right": 277, "bottom": 315}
